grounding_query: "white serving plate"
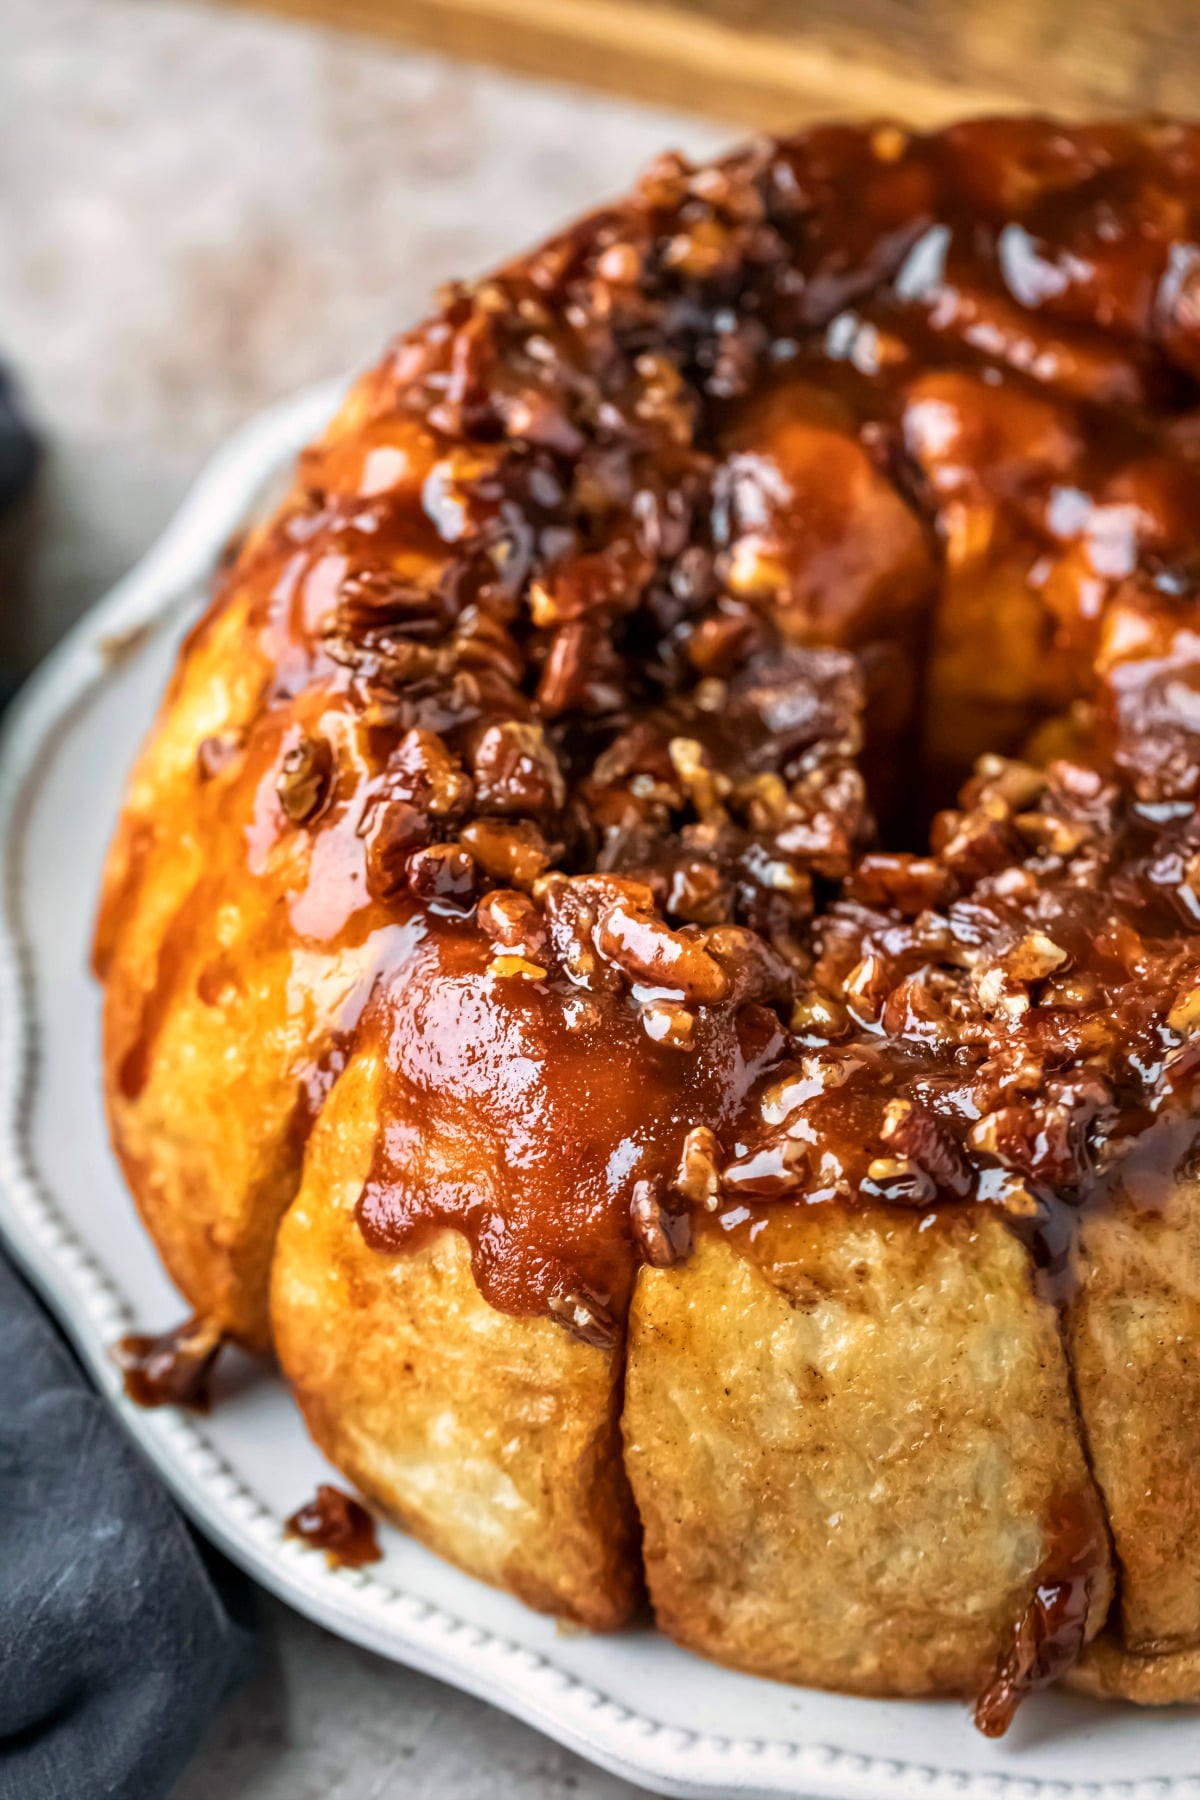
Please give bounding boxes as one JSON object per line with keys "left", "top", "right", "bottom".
{"left": 1, "top": 380, "right": 1198, "bottom": 1800}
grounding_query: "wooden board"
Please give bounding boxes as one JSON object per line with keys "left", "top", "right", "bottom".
{"left": 222, "top": 0, "right": 1200, "bottom": 128}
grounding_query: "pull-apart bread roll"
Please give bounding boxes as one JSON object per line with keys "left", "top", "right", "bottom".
{"left": 98, "top": 118, "right": 1200, "bottom": 1725}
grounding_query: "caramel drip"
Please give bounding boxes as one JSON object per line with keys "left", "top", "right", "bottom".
{"left": 113, "top": 1314, "right": 223, "bottom": 1411}
{"left": 285, "top": 1485, "right": 382, "bottom": 1569}
{"left": 974, "top": 1494, "right": 1107, "bottom": 1737}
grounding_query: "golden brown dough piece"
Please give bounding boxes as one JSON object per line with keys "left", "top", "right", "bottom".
{"left": 1069, "top": 1634, "right": 1200, "bottom": 1705}
{"left": 1068, "top": 1138, "right": 1200, "bottom": 1653}
{"left": 96, "top": 387, "right": 462, "bottom": 1350}
{"left": 1062, "top": 597, "right": 1200, "bottom": 1680}
{"left": 624, "top": 1216, "right": 1111, "bottom": 1700}
{"left": 271, "top": 1048, "right": 639, "bottom": 1629}
{"left": 96, "top": 584, "right": 292, "bottom": 1350}
{"left": 95, "top": 596, "right": 397, "bottom": 1351}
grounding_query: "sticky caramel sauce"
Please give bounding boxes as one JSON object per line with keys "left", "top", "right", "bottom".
{"left": 974, "top": 1493, "right": 1107, "bottom": 1737}
{"left": 356, "top": 924, "right": 785, "bottom": 1328}
{"left": 285, "top": 1484, "right": 382, "bottom": 1569}
{"left": 113, "top": 1314, "right": 223, "bottom": 1410}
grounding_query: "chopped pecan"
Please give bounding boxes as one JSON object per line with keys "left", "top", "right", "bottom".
{"left": 629, "top": 1181, "right": 692, "bottom": 1267}
{"left": 932, "top": 806, "right": 1018, "bottom": 883}
{"left": 528, "top": 538, "right": 650, "bottom": 627}
{"left": 880, "top": 1099, "right": 972, "bottom": 1198}
{"left": 595, "top": 903, "right": 730, "bottom": 1003}
{"left": 1011, "top": 812, "right": 1093, "bottom": 857}
{"left": 969, "top": 1101, "right": 1091, "bottom": 1190}
{"left": 539, "top": 618, "right": 627, "bottom": 718}
{"left": 472, "top": 721, "right": 566, "bottom": 817}
{"left": 673, "top": 1126, "right": 723, "bottom": 1209}
{"left": 641, "top": 999, "right": 697, "bottom": 1049}
{"left": 665, "top": 858, "right": 733, "bottom": 926}
{"left": 790, "top": 988, "right": 850, "bottom": 1039}
{"left": 849, "top": 853, "right": 958, "bottom": 916}
{"left": 388, "top": 728, "right": 473, "bottom": 818}
{"left": 668, "top": 738, "right": 730, "bottom": 823}
{"left": 1004, "top": 932, "right": 1069, "bottom": 982}
{"left": 459, "top": 818, "right": 553, "bottom": 889}
{"left": 338, "top": 567, "right": 448, "bottom": 635}
{"left": 1168, "top": 981, "right": 1200, "bottom": 1035}
{"left": 277, "top": 735, "right": 333, "bottom": 825}
{"left": 702, "top": 925, "right": 797, "bottom": 1005}
{"left": 405, "top": 844, "right": 477, "bottom": 907}
{"left": 360, "top": 796, "right": 429, "bottom": 901}
{"left": 477, "top": 888, "right": 549, "bottom": 954}
{"left": 881, "top": 976, "right": 956, "bottom": 1046}
{"left": 548, "top": 1289, "right": 618, "bottom": 1351}
{"left": 862, "top": 1156, "right": 938, "bottom": 1206}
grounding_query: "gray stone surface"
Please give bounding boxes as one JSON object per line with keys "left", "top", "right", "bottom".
{"left": 0, "top": 4, "right": 730, "bottom": 1794}
{"left": 174, "top": 1595, "right": 640, "bottom": 1800}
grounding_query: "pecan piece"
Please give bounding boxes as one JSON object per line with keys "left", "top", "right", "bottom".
{"left": 641, "top": 1000, "right": 696, "bottom": 1049}
{"left": 472, "top": 721, "right": 566, "bottom": 817}
{"left": 548, "top": 1289, "right": 618, "bottom": 1351}
{"left": 969, "top": 1102, "right": 1089, "bottom": 1189}
{"left": 459, "top": 818, "right": 553, "bottom": 889}
{"left": 630, "top": 1180, "right": 692, "bottom": 1268}
{"left": 406, "top": 844, "right": 477, "bottom": 906}
{"left": 477, "top": 888, "right": 548, "bottom": 954}
{"left": 880, "top": 1099, "right": 971, "bottom": 1198}
{"left": 388, "top": 727, "right": 473, "bottom": 819}
{"left": 595, "top": 904, "right": 729, "bottom": 1003}
{"left": 668, "top": 737, "right": 730, "bottom": 823}
{"left": 862, "top": 1157, "right": 938, "bottom": 1206}
{"left": 1004, "top": 932, "right": 1069, "bottom": 982}
{"left": 1168, "top": 980, "right": 1200, "bottom": 1035}
{"left": 277, "top": 735, "right": 333, "bottom": 825}
{"left": 849, "top": 852, "right": 958, "bottom": 916}
{"left": 360, "top": 796, "right": 429, "bottom": 901}
{"left": 672, "top": 1126, "right": 723, "bottom": 1209}
{"left": 790, "top": 989, "right": 850, "bottom": 1040}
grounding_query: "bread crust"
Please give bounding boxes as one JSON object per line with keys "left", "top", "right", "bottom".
{"left": 1068, "top": 1144, "right": 1200, "bottom": 1651}
{"left": 96, "top": 438, "right": 414, "bottom": 1350}
{"left": 623, "top": 1215, "right": 1112, "bottom": 1697}
{"left": 271, "top": 1050, "right": 640, "bottom": 1629}
{"left": 97, "top": 588, "right": 296, "bottom": 1348}
{"left": 1068, "top": 1634, "right": 1200, "bottom": 1705}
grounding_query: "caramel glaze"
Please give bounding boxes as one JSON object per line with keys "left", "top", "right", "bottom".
{"left": 974, "top": 1491, "right": 1107, "bottom": 1736}
{"left": 105, "top": 118, "right": 1200, "bottom": 1720}
{"left": 114, "top": 1314, "right": 222, "bottom": 1410}
{"left": 285, "top": 1484, "right": 382, "bottom": 1569}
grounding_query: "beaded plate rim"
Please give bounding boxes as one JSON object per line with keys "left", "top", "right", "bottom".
{"left": 0, "top": 378, "right": 1195, "bottom": 1800}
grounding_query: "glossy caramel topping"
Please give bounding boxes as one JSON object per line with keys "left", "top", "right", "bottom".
{"left": 113, "top": 1314, "right": 223, "bottom": 1411}
{"left": 285, "top": 1485, "right": 382, "bottom": 1569}
{"left": 118, "top": 118, "right": 1200, "bottom": 1345}
{"left": 974, "top": 1492, "right": 1106, "bottom": 1737}
{"left": 355, "top": 907, "right": 787, "bottom": 1328}
{"left": 706, "top": 723, "right": 1200, "bottom": 1292}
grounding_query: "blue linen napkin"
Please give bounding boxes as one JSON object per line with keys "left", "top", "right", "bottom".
{"left": 0, "top": 1253, "right": 256, "bottom": 1799}
{"left": 0, "top": 366, "right": 257, "bottom": 1797}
